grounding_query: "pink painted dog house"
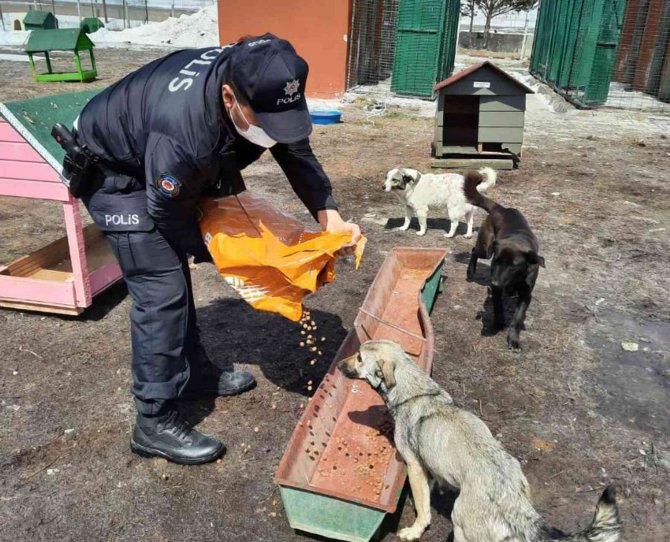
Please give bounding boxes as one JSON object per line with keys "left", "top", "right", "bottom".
{"left": 0, "top": 92, "right": 121, "bottom": 315}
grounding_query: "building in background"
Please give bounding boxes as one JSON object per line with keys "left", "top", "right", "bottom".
{"left": 217, "top": 0, "right": 460, "bottom": 99}
{"left": 217, "top": 0, "right": 350, "bottom": 98}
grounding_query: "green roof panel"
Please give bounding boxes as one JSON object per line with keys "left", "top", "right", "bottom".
{"left": 25, "top": 29, "right": 94, "bottom": 53}
{"left": 23, "top": 11, "right": 54, "bottom": 25}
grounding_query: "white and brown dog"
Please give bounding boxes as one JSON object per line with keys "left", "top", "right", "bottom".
{"left": 383, "top": 167, "right": 496, "bottom": 238}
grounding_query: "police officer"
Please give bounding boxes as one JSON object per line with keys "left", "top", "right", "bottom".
{"left": 73, "top": 34, "right": 361, "bottom": 465}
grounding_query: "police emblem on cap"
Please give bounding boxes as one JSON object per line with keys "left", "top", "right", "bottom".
{"left": 155, "top": 174, "right": 181, "bottom": 198}
{"left": 284, "top": 79, "right": 300, "bottom": 96}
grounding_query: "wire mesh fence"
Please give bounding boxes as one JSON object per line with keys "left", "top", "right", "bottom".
{"left": 346, "top": 0, "right": 460, "bottom": 99}
{"left": 531, "top": 0, "right": 669, "bottom": 113}
{"left": 1, "top": 0, "right": 215, "bottom": 30}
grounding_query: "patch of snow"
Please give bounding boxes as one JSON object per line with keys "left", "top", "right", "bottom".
{"left": 0, "top": 29, "right": 30, "bottom": 48}
{"left": 0, "top": 52, "right": 36, "bottom": 62}
{"left": 605, "top": 82, "right": 669, "bottom": 113}
{"left": 89, "top": 5, "right": 219, "bottom": 49}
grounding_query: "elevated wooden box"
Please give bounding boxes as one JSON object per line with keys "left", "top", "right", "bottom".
{"left": 0, "top": 92, "right": 121, "bottom": 315}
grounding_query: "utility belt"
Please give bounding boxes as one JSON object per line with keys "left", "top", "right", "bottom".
{"left": 51, "top": 123, "right": 246, "bottom": 233}
{"left": 51, "top": 123, "right": 246, "bottom": 199}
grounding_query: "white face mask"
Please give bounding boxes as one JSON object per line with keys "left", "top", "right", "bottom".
{"left": 229, "top": 95, "right": 277, "bottom": 148}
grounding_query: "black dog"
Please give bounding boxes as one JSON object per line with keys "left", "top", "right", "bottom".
{"left": 464, "top": 171, "right": 545, "bottom": 349}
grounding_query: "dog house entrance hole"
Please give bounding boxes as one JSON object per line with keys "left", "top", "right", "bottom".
{"left": 442, "top": 96, "right": 479, "bottom": 147}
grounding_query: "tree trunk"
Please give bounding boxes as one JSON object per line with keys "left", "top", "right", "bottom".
{"left": 469, "top": 10, "right": 474, "bottom": 32}
{"left": 483, "top": 10, "right": 493, "bottom": 49}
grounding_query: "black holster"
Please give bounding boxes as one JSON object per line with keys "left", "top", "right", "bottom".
{"left": 51, "top": 123, "right": 99, "bottom": 198}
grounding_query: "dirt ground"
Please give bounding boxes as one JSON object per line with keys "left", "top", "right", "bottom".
{"left": 1, "top": 47, "right": 669, "bottom": 542}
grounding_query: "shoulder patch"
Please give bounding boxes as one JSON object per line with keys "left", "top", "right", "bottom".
{"left": 155, "top": 174, "right": 181, "bottom": 198}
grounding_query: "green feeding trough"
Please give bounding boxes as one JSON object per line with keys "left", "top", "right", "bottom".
{"left": 23, "top": 10, "right": 58, "bottom": 30}
{"left": 25, "top": 29, "right": 97, "bottom": 83}
{"left": 276, "top": 248, "right": 446, "bottom": 542}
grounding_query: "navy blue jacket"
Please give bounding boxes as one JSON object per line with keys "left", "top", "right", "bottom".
{"left": 77, "top": 44, "right": 337, "bottom": 258}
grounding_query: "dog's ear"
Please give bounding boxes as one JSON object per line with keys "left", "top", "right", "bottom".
{"left": 526, "top": 251, "right": 545, "bottom": 267}
{"left": 376, "top": 357, "right": 396, "bottom": 389}
{"left": 402, "top": 171, "right": 420, "bottom": 184}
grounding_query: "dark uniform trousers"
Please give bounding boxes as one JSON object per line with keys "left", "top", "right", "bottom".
{"left": 84, "top": 168, "right": 200, "bottom": 417}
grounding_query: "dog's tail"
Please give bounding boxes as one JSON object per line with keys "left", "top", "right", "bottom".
{"left": 476, "top": 167, "right": 497, "bottom": 193}
{"left": 464, "top": 168, "right": 498, "bottom": 213}
{"left": 554, "top": 487, "right": 622, "bottom": 542}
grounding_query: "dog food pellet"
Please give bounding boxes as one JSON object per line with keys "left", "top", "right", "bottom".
{"left": 301, "top": 330, "right": 306, "bottom": 335}
{"left": 310, "top": 359, "right": 316, "bottom": 366}
{"left": 307, "top": 385, "right": 313, "bottom": 391}
{"left": 321, "top": 337, "right": 326, "bottom": 342}
{"left": 254, "top": 426, "right": 259, "bottom": 432}
{"left": 307, "top": 380, "right": 313, "bottom": 385}
{"left": 318, "top": 350, "right": 323, "bottom": 356}
{"left": 311, "top": 347, "right": 317, "bottom": 352}
{"left": 299, "top": 342, "right": 305, "bottom": 347}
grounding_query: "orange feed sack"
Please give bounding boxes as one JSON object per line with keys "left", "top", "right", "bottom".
{"left": 200, "top": 192, "right": 366, "bottom": 321}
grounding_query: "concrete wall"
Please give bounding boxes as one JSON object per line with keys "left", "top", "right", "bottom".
{"left": 217, "top": 0, "right": 350, "bottom": 98}
{"left": 459, "top": 31, "right": 534, "bottom": 59}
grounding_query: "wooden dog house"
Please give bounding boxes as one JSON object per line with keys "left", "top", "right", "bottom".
{"left": 23, "top": 10, "right": 58, "bottom": 30}
{"left": 0, "top": 91, "right": 121, "bottom": 315}
{"left": 431, "top": 61, "right": 534, "bottom": 169}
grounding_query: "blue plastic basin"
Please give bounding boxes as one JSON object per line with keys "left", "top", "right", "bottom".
{"left": 310, "top": 110, "right": 342, "bottom": 125}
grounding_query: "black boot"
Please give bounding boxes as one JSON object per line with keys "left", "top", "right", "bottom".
{"left": 181, "top": 365, "right": 256, "bottom": 399}
{"left": 182, "top": 341, "right": 256, "bottom": 399}
{"left": 131, "top": 410, "right": 225, "bottom": 465}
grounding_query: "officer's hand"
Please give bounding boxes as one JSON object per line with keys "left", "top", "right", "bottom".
{"left": 318, "top": 209, "right": 362, "bottom": 257}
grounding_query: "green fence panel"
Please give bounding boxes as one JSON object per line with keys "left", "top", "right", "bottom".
{"left": 530, "top": 0, "right": 626, "bottom": 107}
{"left": 391, "top": 0, "right": 458, "bottom": 97}
{"left": 586, "top": 0, "right": 627, "bottom": 103}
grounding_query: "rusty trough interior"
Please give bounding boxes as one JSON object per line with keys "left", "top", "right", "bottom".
{"left": 276, "top": 248, "right": 445, "bottom": 512}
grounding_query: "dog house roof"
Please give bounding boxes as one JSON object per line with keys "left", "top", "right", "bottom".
{"left": 23, "top": 11, "right": 56, "bottom": 26}
{"left": 25, "top": 29, "right": 94, "bottom": 53}
{"left": 434, "top": 61, "right": 534, "bottom": 94}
